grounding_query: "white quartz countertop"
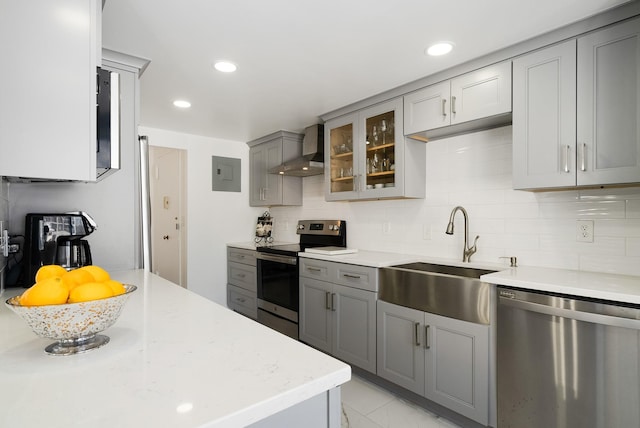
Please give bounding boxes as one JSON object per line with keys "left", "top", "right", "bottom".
{"left": 482, "top": 266, "right": 640, "bottom": 305}
{"left": 0, "top": 270, "right": 350, "bottom": 428}
{"left": 299, "top": 249, "right": 420, "bottom": 267}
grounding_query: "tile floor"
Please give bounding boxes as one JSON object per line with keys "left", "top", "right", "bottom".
{"left": 341, "top": 374, "right": 462, "bottom": 428}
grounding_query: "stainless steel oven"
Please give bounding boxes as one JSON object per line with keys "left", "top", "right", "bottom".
{"left": 256, "top": 252, "right": 299, "bottom": 339}
{"left": 255, "top": 220, "right": 347, "bottom": 340}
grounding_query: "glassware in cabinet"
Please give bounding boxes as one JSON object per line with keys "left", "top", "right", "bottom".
{"left": 329, "top": 122, "right": 355, "bottom": 194}
{"left": 364, "top": 110, "right": 396, "bottom": 191}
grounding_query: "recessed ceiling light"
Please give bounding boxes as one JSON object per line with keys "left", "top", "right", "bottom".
{"left": 214, "top": 61, "right": 237, "bottom": 73}
{"left": 426, "top": 42, "right": 454, "bottom": 56}
{"left": 173, "top": 100, "right": 191, "bottom": 108}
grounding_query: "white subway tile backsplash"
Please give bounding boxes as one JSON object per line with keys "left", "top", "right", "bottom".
{"left": 270, "top": 126, "right": 640, "bottom": 275}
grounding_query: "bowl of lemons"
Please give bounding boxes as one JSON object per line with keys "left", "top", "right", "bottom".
{"left": 5, "top": 265, "right": 136, "bottom": 356}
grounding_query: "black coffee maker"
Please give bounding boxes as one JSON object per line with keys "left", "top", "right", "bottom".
{"left": 23, "top": 212, "right": 97, "bottom": 286}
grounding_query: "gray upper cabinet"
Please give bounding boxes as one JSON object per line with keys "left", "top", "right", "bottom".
{"left": 404, "top": 61, "right": 512, "bottom": 142}
{"left": 248, "top": 131, "right": 303, "bottom": 206}
{"left": 513, "top": 17, "right": 640, "bottom": 190}
{"left": 512, "top": 40, "right": 577, "bottom": 189}
{"left": 577, "top": 17, "right": 640, "bottom": 187}
{"left": 324, "top": 98, "right": 425, "bottom": 201}
{"left": 0, "top": 0, "right": 102, "bottom": 181}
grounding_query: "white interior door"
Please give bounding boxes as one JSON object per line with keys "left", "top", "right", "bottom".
{"left": 149, "top": 146, "right": 187, "bottom": 287}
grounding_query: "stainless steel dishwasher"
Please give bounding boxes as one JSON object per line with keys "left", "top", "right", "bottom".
{"left": 497, "top": 287, "right": 640, "bottom": 428}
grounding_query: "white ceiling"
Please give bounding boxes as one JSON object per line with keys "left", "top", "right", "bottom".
{"left": 102, "top": 0, "right": 631, "bottom": 143}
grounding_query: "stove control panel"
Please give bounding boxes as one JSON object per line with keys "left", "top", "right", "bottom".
{"left": 296, "top": 220, "right": 345, "bottom": 237}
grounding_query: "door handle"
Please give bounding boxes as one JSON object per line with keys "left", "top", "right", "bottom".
{"left": 425, "top": 325, "right": 431, "bottom": 349}
{"left": 414, "top": 322, "right": 421, "bottom": 346}
{"left": 564, "top": 145, "right": 570, "bottom": 173}
{"left": 342, "top": 273, "right": 361, "bottom": 279}
{"left": 331, "top": 293, "right": 337, "bottom": 311}
{"left": 451, "top": 96, "right": 457, "bottom": 114}
{"left": 442, "top": 98, "right": 447, "bottom": 117}
{"left": 325, "top": 291, "right": 331, "bottom": 310}
{"left": 162, "top": 235, "right": 169, "bottom": 240}
{"left": 580, "top": 143, "right": 587, "bottom": 172}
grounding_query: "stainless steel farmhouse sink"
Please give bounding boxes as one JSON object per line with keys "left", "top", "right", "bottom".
{"left": 378, "top": 262, "right": 497, "bottom": 324}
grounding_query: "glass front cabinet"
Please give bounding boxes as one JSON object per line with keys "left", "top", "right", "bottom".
{"left": 324, "top": 97, "right": 425, "bottom": 201}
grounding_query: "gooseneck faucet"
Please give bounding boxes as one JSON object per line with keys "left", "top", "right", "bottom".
{"left": 445, "top": 206, "right": 479, "bottom": 262}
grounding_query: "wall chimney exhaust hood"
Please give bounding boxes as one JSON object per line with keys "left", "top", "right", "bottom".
{"left": 269, "top": 124, "right": 324, "bottom": 177}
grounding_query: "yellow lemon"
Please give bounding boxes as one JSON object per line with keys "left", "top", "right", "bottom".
{"left": 105, "top": 279, "right": 126, "bottom": 296}
{"left": 34, "top": 265, "right": 68, "bottom": 284}
{"left": 20, "top": 277, "right": 69, "bottom": 306}
{"left": 78, "top": 265, "right": 110, "bottom": 282}
{"left": 68, "top": 282, "right": 114, "bottom": 303}
{"left": 61, "top": 268, "right": 95, "bottom": 292}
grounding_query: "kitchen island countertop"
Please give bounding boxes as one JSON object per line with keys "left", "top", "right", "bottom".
{"left": 0, "top": 269, "right": 350, "bottom": 428}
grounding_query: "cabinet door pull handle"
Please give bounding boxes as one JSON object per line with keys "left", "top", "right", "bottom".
{"left": 236, "top": 273, "right": 246, "bottom": 278}
{"left": 451, "top": 96, "right": 457, "bottom": 114}
{"left": 442, "top": 98, "right": 447, "bottom": 117}
{"left": 343, "top": 273, "right": 361, "bottom": 279}
{"left": 325, "top": 291, "right": 331, "bottom": 310}
{"left": 307, "top": 267, "right": 322, "bottom": 272}
{"left": 414, "top": 322, "right": 421, "bottom": 347}
{"left": 425, "top": 325, "right": 431, "bottom": 349}
{"left": 331, "top": 293, "right": 337, "bottom": 311}
{"left": 580, "top": 143, "right": 587, "bottom": 172}
{"left": 236, "top": 297, "right": 246, "bottom": 303}
{"left": 564, "top": 145, "right": 570, "bottom": 173}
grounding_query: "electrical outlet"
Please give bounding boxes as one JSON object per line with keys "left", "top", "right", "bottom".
{"left": 576, "top": 220, "right": 594, "bottom": 243}
{"left": 382, "top": 222, "right": 392, "bottom": 234}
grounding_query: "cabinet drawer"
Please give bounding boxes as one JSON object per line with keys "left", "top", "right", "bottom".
{"left": 228, "top": 261, "right": 257, "bottom": 292}
{"left": 227, "top": 284, "right": 257, "bottom": 319}
{"left": 334, "top": 264, "right": 378, "bottom": 292}
{"left": 299, "top": 258, "right": 333, "bottom": 281}
{"left": 227, "top": 247, "right": 257, "bottom": 266}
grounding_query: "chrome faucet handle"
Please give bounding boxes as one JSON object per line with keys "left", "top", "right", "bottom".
{"left": 464, "top": 235, "right": 479, "bottom": 262}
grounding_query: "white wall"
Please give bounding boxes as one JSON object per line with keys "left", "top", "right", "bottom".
{"left": 270, "top": 126, "right": 640, "bottom": 276}
{"left": 139, "top": 126, "right": 262, "bottom": 304}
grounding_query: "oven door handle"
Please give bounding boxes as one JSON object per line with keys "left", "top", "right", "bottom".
{"left": 256, "top": 252, "right": 298, "bottom": 265}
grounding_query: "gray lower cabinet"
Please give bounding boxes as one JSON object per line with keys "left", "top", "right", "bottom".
{"left": 299, "top": 259, "right": 377, "bottom": 374}
{"left": 227, "top": 247, "right": 257, "bottom": 319}
{"left": 377, "top": 300, "right": 489, "bottom": 425}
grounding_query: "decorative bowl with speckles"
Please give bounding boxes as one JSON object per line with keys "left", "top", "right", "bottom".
{"left": 5, "top": 284, "right": 137, "bottom": 355}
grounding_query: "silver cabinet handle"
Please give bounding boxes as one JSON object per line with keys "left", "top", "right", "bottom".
{"left": 307, "top": 267, "right": 322, "bottom": 272}
{"left": 442, "top": 98, "right": 447, "bottom": 117}
{"left": 564, "top": 145, "right": 570, "bottom": 173}
{"left": 331, "top": 293, "right": 337, "bottom": 312}
{"left": 414, "top": 322, "right": 421, "bottom": 347}
{"left": 325, "top": 291, "right": 331, "bottom": 310}
{"left": 342, "top": 273, "right": 361, "bottom": 279}
{"left": 580, "top": 143, "right": 587, "bottom": 171}
{"left": 236, "top": 297, "right": 246, "bottom": 303}
{"left": 263, "top": 187, "right": 268, "bottom": 200}
{"left": 425, "top": 325, "right": 431, "bottom": 349}
{"left": 451, "top": 96, "right": 457, "bottom": 114}
{"left": 236, "top": 273, "right": 246, "bottom": 278}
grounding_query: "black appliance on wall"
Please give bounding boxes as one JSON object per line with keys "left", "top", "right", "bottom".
{"left": 255, "top": 220, "right": 347, "bottom": 339}
{"left": 23, "top": 212, "right": 97, "bottom": 286}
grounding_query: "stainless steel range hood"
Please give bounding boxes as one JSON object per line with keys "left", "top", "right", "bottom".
{"left": 269, "top": 124, "right": 324, "bottom": 177}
